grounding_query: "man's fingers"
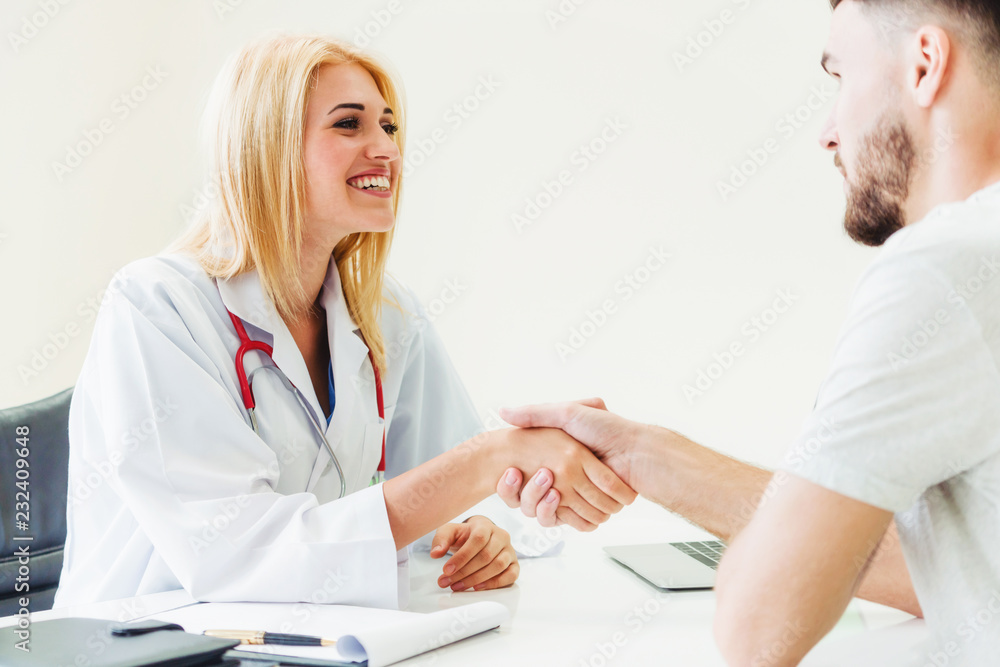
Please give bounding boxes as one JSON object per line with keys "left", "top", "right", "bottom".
{"left": 583, "top": 458, "right": 638, "bottom": 507}
{"left": 555, "top": 506, "right": 599, "bottom": 532}
{"left": 572, "top": 475, "right": 625, "bottom": 517}
{"left": 499, "top": 402, "right": 579, "bottom": 429}
{"left": 560, "top": 488, "right": 611, "bottom": 527}
{"left": 574, "top": 397, "right": 608, "bottom": 411}
{"left": 500, "top": 399, "right": 608, "bottom": 428}
{"left": 496, "top": 468, "right": 523, "bottom": 509}
{"left": 535, "top": 487, "right": 560, "bottom": 528}
{"left": 519, "top": 469, "right": 554, "bottom": 518}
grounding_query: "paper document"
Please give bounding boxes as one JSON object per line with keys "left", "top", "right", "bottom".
{"left": 152, "top": 600, "right": 509, "bottom": 666}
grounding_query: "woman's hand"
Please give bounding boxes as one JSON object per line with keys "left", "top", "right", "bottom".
{"left": 430, "top": 516, "right": 519, "bottom": 592}
{"left": 498, "top": 467, "right": 564, "bottom": 528}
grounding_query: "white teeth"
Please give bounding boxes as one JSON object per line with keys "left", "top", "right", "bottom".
{"left": 349, "top": 175, "right": 390, "bottom": 191}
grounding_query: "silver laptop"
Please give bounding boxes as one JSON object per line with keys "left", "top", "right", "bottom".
{"left": 603, "top": 540, "right": 725, "bottom": 590}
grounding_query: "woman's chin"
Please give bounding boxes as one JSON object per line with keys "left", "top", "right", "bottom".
{"left": 355, "top": 215, "right": 396, "bottom": 235}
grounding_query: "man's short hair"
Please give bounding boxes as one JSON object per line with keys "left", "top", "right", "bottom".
{"left": 830, "top": 0, "right": 1000, "bottom": 90}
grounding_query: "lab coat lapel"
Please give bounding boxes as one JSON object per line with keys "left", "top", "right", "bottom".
{"left": 216, "top": 268, "right": 326, "bottom": 440}
{"left": 217, "top": 260, "right": 372, "bottom": 497}
{"left": 305, "top": 259, "right": 372, "bottom": 494}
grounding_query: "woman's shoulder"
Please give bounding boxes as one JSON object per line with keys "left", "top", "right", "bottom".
{"left": 379, "top": 275, "right": 436, "bottom": 354}
{"left": 115, "top": 252, "right": 211, "bottom": 288}
{"left": 105, "top": 252, "right": 221, "bottom": 320}
{"left": 382, "top": 274, "right": 421, "bottom": 316}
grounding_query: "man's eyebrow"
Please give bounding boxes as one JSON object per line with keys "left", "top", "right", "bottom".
{"left": 820, "top": 51, "right": 838, "bottom": 74}
{"left": 327, "top": 103, "right": 394, "bottom": 116}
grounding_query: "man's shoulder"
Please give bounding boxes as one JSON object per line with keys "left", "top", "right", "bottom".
{"left": 871, "top": 191, "right": 1000, "bottom": 291}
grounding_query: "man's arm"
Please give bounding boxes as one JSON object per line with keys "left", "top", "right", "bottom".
{"left": 497, "top": 402, "right": 922, "bottom": 617}
{"left": 714, "top": 474, "right": 893, "bottom": 666}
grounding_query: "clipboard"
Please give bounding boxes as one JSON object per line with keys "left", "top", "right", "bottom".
{"left": 152, "top": 600, "right": 509, "bottom": 667}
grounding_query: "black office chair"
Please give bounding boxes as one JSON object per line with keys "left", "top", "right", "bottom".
{"left": 0, "top": 388, "right": 72, "bottom": 616}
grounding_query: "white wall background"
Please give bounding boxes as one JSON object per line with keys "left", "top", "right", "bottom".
{"left": 0, "top": 0, "right": 877, "bottom": 469}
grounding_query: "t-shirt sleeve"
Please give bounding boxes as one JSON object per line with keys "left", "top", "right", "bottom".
{"left": 781, "top": 252, "right": 1000, "bottom": 512}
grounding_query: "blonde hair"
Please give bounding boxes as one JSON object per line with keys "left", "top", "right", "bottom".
{"left": 170, "top": 33, "right": 406, "bottom": 371}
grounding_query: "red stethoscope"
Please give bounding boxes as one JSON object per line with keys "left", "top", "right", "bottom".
{"left": 227, "top": 309, "right": 385, "bottom": 497}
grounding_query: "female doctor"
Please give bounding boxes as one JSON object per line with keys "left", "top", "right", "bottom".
{"left": 54, "top": 34, "right": 635, "bottom": 610}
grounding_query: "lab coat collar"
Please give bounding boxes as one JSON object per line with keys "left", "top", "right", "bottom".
{"left": 319, "top": 257, "right": 373, "bottom": 389}
{"left": 216, "top": 256, "right": 373, "bottom": 431}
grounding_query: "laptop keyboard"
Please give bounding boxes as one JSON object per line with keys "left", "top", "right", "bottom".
{"left": 669, "top": 540, "right": 726, "bottom": 569}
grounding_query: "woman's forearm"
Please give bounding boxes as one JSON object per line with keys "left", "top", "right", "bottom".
{"left": 383, "top": 430, "right": 504, "bottom": 550}
{"left": 384, "top": 425, "right": 636, "bottom": 550}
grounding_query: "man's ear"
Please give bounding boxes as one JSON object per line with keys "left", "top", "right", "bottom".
{"left": 910, "top": 25, "right": 951, "bottom": 108}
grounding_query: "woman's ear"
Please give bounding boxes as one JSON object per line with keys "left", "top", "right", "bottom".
{"left": 910, "top": 25, "right": 951, "bottom": 108}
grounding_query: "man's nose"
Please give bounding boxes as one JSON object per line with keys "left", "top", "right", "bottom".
{"left": 818, "top": 110, "right": 838, "bottom": 151}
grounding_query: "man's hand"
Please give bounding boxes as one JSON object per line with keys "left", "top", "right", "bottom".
{"left": 430, "top": 516, "right": 519, "bottom": 592}
{"left": 497, "top": 399, "right": 650, "bottom": 524}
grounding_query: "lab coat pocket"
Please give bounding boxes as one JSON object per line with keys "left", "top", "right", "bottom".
{"left": 356, "top": 418, "right": 386, "bottom": 489}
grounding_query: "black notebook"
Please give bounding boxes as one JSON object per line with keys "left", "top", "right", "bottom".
{"left": 0, "top": 617, "right": 239, "bottom": 666}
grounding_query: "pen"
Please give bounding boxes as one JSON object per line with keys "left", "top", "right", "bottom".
{"left": 202, "top": 629, "right": 337, "bottom": 647}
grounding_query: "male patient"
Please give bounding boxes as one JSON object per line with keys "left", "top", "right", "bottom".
{"left": 498, "top": 0, "right": 1000, "bottom": 663}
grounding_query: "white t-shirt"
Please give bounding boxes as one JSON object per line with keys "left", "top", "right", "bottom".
{"left": 783, "top": 180, "right": 1000, "bottom": 663}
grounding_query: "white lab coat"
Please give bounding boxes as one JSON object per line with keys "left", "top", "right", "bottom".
{"left": 54, "top": 253, "right": 557, "bottom": 610}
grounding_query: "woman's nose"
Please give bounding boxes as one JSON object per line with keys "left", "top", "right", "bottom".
{"left": 366, "top": 127, "right": 400, "bottom": 162}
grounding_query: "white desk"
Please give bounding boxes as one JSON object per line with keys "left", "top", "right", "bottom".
{"left": 1, "top": 498, "right": 930, "bottom": 666}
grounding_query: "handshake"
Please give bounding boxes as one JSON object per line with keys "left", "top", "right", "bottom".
{"left": 489, "top": 398, "right": 667, "bottom": 532}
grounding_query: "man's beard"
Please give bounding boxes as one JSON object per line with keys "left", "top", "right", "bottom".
{"left": 842, "top": 113, "right": 917, "bottom": 247}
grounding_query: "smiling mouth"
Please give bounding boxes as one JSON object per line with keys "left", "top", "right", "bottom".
{"left": 348, "top": 175, "right": 390, "bottom": 192}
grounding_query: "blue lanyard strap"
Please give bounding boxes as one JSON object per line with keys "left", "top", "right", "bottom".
{"left": 325, "top": 359, "right": 336, "bottom": 426}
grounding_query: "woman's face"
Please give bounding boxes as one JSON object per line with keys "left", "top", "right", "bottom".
{"left": 301, "top": 63, "right": 401, "bottom": 247}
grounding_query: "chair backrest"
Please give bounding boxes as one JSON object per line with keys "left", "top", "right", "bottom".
{"left": 0, "top": 388, "right": 73, "bottom": 616}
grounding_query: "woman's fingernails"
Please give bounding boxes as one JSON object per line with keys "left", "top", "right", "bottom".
{"left": 534, "top": 471, "right": 549, "bottom": 486}
{"left": 504, "top": 469, "right": 519, "bottom": 485}
{"left": 544, "top": 489, "right": 558, "bottom": 503}
{"left": 444, "top": 564, "right": 455, "bottom": 575}
{"left": 452, "top": 582, "right": 466, "bottom": 591}
{"left": 439, "top": 577, "right": 451, "bottom": 587}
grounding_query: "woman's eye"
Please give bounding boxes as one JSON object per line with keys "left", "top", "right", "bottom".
{"left": 334, "top": 117, "right": 360, "bottom": 130}
{"left": 333, "top": 117, "right": 397, "bottom": 136}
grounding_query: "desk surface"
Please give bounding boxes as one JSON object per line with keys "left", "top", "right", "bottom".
{"left": 1, "top": 498, "right": 930, "bottom": 666}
